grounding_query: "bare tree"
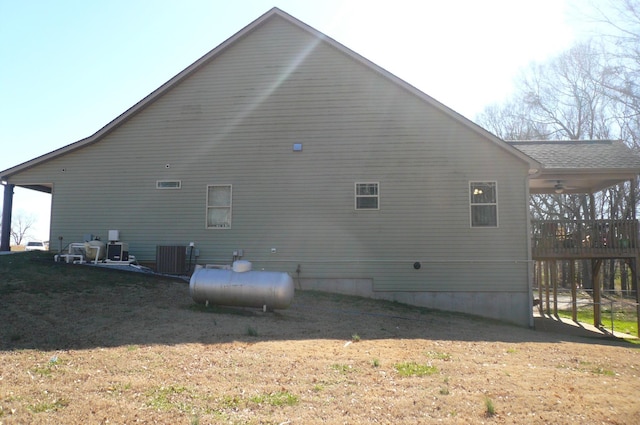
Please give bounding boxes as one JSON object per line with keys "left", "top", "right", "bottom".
{"left": 517, "top": 42, "right": 617, "bottom": 141}
{"left": 581, "top": 0, "right": 640, "bottom": 148}
{"left": 478, "top": 1, "right": 640, "bottom": 292}
{"left": 477, "top": 42, "right": 619, "bottom": 224}
{"left": 476, "top": 36, "right": 636, "bottom": 289}
{"left": 567, "top": 1, "right": 640, "bottom": 289}
{"left": 476, "top": 100, "right": 547, "bottom": 140}
{"left": 10, "top": 213, "right": 37, "bottom": 246}
{"left": 478, "top": 42, "right": 620, "bottom": 142}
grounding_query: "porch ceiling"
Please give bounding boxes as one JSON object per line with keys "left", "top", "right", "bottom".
{"left": 19, "top": 184, "right": 52, "bottom": 194}
{"left": 508, "top": 140, "right": 640, "bottom": 195}
{"left": 528, "top": 169, "right": 638, "bottom": 194}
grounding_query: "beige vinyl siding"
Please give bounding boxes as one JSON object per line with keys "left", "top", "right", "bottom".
{"left": 8, "top": 15, "right": 531, "bottom": 295}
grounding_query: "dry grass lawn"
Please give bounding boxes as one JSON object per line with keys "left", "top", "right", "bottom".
{"left": 1, "top": 253, "right": 639, "bottom": 424}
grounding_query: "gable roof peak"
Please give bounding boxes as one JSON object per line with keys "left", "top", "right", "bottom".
{"left": 2, "top": 7, "right": 537, "bottom": 179}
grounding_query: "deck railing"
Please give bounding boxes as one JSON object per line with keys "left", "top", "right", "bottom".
{"left": 531, "top": 219, "right": 639, "bottom": 259}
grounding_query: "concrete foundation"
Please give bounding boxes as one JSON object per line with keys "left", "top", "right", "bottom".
{"left": 298, "top": 278, "right": 531, "bottom": 327}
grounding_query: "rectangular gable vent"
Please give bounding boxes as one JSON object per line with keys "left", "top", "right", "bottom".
{"left": 156, "top": 180, "right": 181, "bottom": 189}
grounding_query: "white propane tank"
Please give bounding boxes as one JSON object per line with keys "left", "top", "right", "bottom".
{"left": 189, "top": 265, "right": 294, "bottom": 310}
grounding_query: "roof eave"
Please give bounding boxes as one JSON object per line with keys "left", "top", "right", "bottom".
{"left": 539, "top": 167, "right": 640, "bottom": 178}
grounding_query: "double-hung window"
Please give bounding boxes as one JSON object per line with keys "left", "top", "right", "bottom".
{"left": 355, "top": 182, "right": 379, "bottom": 210}
{"left": 206, "top": 185, "right": 232, "bottom": 229}
{"left": 470, "top": 181, "right": 497, "bottom": 227}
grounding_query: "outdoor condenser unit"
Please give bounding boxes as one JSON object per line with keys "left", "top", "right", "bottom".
{"left": 107, "top": 242, "right": 129, "bottom": 261}
{"left": 156, "top": 245, "right": 187, "bottom": 274}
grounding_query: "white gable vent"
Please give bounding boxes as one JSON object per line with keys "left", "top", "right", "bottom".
{"left": 156, "top": 180, "right": 181, "bottom": 189}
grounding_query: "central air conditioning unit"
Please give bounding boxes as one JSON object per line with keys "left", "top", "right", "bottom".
{"left": 156, "top": 245, "right": 187, "bottom": 274}
{"left": 107, "top": 242, "right": 129, "bottom": 261}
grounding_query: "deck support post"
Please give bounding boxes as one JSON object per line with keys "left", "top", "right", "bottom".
{"left": 632, "top": 178, "right": 637, "bottom": 221}
{"left": 537, "top": 261, "right": 543, "bottom": 316}
{"left": 636, "top": 257, "right": 640, "bottom": 338}
{"left": 570, "top": 260, "right": 577, "bottom": 322}
{"left": 633, "top": 178, "right": 640, "bottom": 337}
{"left": 592, "top": 259, "right": 603, "bottom": 328}
{"left": 545, "top": 262, "right": 551, "bottom": 316}
{"left": 630, "top": 256, "right": 640, "bottom": 337}
{"left": 552, "top": 260, "right": 558, "bottom": 317}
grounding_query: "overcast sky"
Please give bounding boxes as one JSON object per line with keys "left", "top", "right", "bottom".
{"left": 1, "top": 0, "right": 592, "bottom": 242}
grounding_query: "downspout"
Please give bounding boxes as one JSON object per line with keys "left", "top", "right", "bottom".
{"left": 1, "top": 182, "right": 14, "bottom": 252}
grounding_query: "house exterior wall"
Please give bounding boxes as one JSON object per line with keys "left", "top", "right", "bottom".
{"left": 7, "top": 16, "right": 532, "bottom": 325}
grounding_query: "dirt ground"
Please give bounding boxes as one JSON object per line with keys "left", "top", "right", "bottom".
{"left": 1, "top": 270, "right": 639, "bottom": 424}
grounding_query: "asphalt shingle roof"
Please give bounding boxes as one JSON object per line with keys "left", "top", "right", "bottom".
{"left": 507, "top": 140, "right": 640, "bottom": 170}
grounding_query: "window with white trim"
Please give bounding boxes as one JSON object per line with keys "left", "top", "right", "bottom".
{"left": 470, "top": 181, "right": 497, "bottom": 227}
{"left": 355, "top": 182, "right": 379, "bottom": 210}
{"left": 206, "top": 185, "right": 232, "bottom": 229}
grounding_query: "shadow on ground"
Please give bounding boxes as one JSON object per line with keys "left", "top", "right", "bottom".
{"left": 2, "top": 261, "right": 636, "bottom": 352}
{"left": 533, "top": 313, "right": 637, "bottom": 341}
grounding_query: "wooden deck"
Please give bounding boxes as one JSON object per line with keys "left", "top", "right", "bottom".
{"left": 532, "top": 219, "right": 639, "bottom": 260}
{"left": 532, "top": 219, "right": 640, "bottom": 335}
